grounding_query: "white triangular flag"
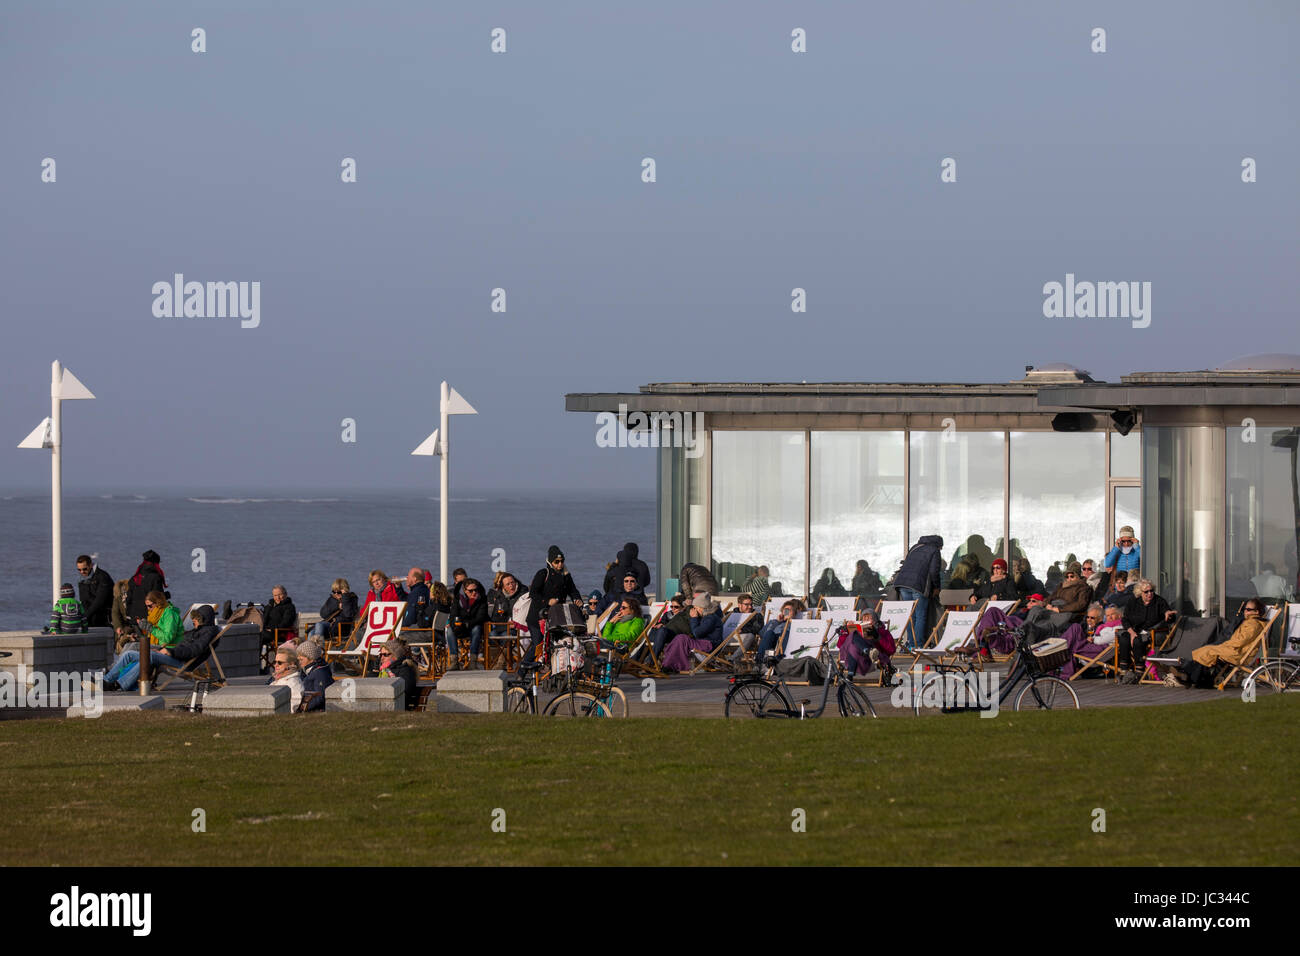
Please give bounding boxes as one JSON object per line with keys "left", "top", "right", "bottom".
{"left": 442, "top": 386, "right": 477, "bottom": 416}
{"left": 58, "top": 368, "right": 95, "bottom": 400}
{"left": 18, "top": 418, "right": 53, "bottom": 449}
{"left": 411, "top": 429, "right": 440, "bottom": 457}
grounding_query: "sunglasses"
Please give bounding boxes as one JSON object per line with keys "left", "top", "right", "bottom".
{"left": 332, "top": 589, "right": 342, "bottom": 594}
{"left": 1141, "top": 589, "right": 1154, "bottom": 595}
{"left": 274, "top": 659, "right": 291, "bottom": 666}
{"left": 1245, "top": 607, "right": 1261, "bottom": 613}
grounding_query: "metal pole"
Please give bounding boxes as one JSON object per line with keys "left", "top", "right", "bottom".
{"left": 50, "top": 360, "right": 62, "bottom": 608}
{"left": 440, "top": 380, "right": 449, "bottom": 585}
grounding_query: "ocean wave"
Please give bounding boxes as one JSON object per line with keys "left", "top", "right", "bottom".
{"left": 187, "top": 497, "right": 344, "bottom": 504}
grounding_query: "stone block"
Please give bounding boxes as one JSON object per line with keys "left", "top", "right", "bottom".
{"left": 436, "top": 670, "right": 507, "bottom": 713}
{"left": 67, "top": 694, "right": 165, "bottom": 718}
{"left": 325, "top": 677, "right": 405, "bottom": 712}
{"left": 201, "top": 684, "right": 289, "bottom": 717}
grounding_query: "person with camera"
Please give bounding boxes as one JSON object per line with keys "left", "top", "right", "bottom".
{"left": 838, "top": 608, "right": 896, "bottom": 680}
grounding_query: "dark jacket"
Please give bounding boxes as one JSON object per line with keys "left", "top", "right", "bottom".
{"left": 1015, "top": 571, "right": 1046, "bottom": 600}
{"left": 404, "top": 581, "right": 432, "bottom": 628}
{"left": 1047, "top": 579, "right": 1091, "bottom": 615}
{"left": 170, "top": 605, "right": 220, "bottom": 663}
{"left": 385, "top": 658, "right": 419, "bottom": 711}
{"left": 262, "top": 598, "right": 298, "bottom": 638}
{"left": 678, "top": 563, "right": 720, "bottom": 597}
{"left": 126, "top": 561, "right": 166, "bottom": 620}
{"left": 529, "top": 566, "right": 581, "bottom": 608}
{"left": 893, "top": 536, "right": 944, "bottom": 595}
{"left": 1123, "top": 593, "right": 1172, "bottom": 634}
{"left": 689, "top": 608, "right": 725, "bottom": 649}
{"left": 487, "top": 585, "right": 526, "bottom": 622}
{"left": 974, "top": 577, "right": 1018, "bottom": 602}
{"left": 659, "top": 608, "right": 694, "bottom": 637}
{"left": 595, "top": 586, "right": 648, "bottom": 616}
{"left": 451, "top": 594, "right": 489, "bottom": 636}
{"left": 300, "top": 659, "right": 333, "bottom": 712}
{"left": 318, "top": 590, "right": 359, "bottom": 636}
{"left": 850, "top": 566, "right": 884, "bottom": 599}
{"left": 604, "top": 542, "right": 652, "bottom": 593}
{"left": 78, "top": 566, "right": 114, "bottom": 627}
{"left": 810, "top": 570, "right": 848, "bottom": 604}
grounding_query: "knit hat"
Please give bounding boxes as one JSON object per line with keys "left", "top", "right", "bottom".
{"left": 296, "top": 641, "right": 323, "bottom": 662}
{"left": 381, "top": 639, "right": 408, "bottom": 660}
{"left": 692, "top": 593, "right": 715, "bottom": 611}
{"left": 60, "top": 583, "right": 75, "bottom": 597}
{"left": 547, "top": 545, "right": 564, "bottom": 563}
{"left": 1067, "top": 561, "right": 1082, "bottom": 576}
{"left": 991, "top": 558, "right": 1007, "bottom": 572}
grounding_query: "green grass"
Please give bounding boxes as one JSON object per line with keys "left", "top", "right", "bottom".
{"left": 2, "top": 697, "right": 1297, "bottom": 865}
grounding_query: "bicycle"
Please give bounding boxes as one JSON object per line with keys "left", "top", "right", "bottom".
{"left": 1242, "top": 657, "right": 1300, "bottom": 695}
{"left": 545, "top": 638, "right": 628, "bottom": 717}
{"left": 503, "top": 659, "right": 550, "bottom": 714}
{"left": 910, "top": 628, "right": 1079, "bottom": 714}
{"left": 724, "top": 639, "right": 877, "bottom": 718}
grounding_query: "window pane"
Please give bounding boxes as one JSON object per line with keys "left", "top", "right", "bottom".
{"left": 712, "top": 431, "right": 806, "bottom": 596}
{"left": 1143, "top": 426, "right": 1223, "bottom": 617}
{"left": 1114, "top": 486, "right": 1140, "bottom": 545}
{"left": 810, "top": 432, "right": 905, "bottom": 602}
{"left": 1227, "top": 425, "right": 1299, "bottom": 625}
{"left": 908, "top": 431, "right": 1005, "bottom": 588}
{"left": 1110, "top": 431, "right": 1141, "bottom": 478}
{"left": 658, "top": 442, "right": 706, "bottom": 596}
{"left": 1010, "top": 432, "right": 1105, "bottom": 593}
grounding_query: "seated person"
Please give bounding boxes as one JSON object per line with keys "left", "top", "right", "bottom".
{"left": 724, "top": 594, "right": 766, "bottom": 664}
{"left": 1101, "top": 570, "right": 1132, "bottom": 612}
{"left": 743, "top": 566, "right": 771, "bottom": 605}
{"left": 598, "top": 598, "right": 647, "bottom": 651}
{"left": 659, "top": 594, "right": 725, "bottom": 672}
{"left": 975, "top": 593, "right": 1047, "bottom": 654}
{"left": 360, "top": 570, "right": 400, "bottom": 618}
{"left": 310, "top": 579, "right": 359, "bottom": 641}
{"left": 1059, "top": 602, "right": 1122, "bottom": 678}
{"left": 402, "top": 567, "right": 432, "bottom": 629}
{"left": 101, "top": 591, "right": 183, "bottom": 691}
{"left": 971, "top": 558, "right": 1017, "bottom": 602}
{"left": 646, "top": 595, "right": 690, "bottom": 660}
{"left": 296, "top": 640, "right": 334, "bottom": 712}
{"left": 1046, "top": 562, "right": 1091, "bottom": 616}
{"left": 447, "top": 578, "right": 488, "bottom": 670}
{"left": 1118, "top": 578, "right": 1177, "bottom": 683}
{"left": 261, "top": 585, "right": 298, "bottom": 652}
{"left": 43, "top": 583, "right": 88, "bottom": 634}
{"left": 838, "top": 608, "right": 895, "bottom": 678}
{"left": 1011, "top": 558, "right": 1044, "bottom": 600}
{"left": 489, "top": 573, "right": 527, "bottom": 623}
{"left": 810, "top": 567, "right": 848, "bottom": 605}
{"left": 947, "top": 554, "right": 987, "bottom": 594}
{"left": 1169, "top": 599, "right": 1269, "bottom": 687}
{"left": 379, "top": 638, "right": 420, "bottom": 710}
{"left": 849, "top": 560, "right": 884, "bottom": 601}
{"left": 752, "top": 599, "right": 807, "bottom": 664}
{"left": 584, "top": 590, "right": 602, "bottom": 621}
{"left": 595, "top": 570, "right": 648, "bottom": 617}
{"left": 269, "top": 644, "right": 304, "bottom": 711}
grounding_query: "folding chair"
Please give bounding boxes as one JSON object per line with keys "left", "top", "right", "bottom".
{"left": 978, "top": 599, "right": 1022, "bottom": 662}
{"left": 762, "top": 597, "right": 789, "bottom": 624}
{"left": 326, "top": 601, "right": 404, "bottom": 676}
{"left": 816, "top": 596, "right": 859, "bottom": 619}
{"left": 908, "top": 609, "right": 983, "bottom": 671}
{"left": 1069, "top": 630, "right": 1121, "bottom": 682}
{"left": 622, "top": 602, "right": 667, "bottom": 677}
{"left": 156, "top": 605, "right": 261, "bottom": 690}
{"left": 1145, "top": 616, "right": 1225, "bottom": 683}
{"left": 877, "top": 600, "right": 919, "bottom": 651}
{"left": 1213, "top": 605, "right": 1283, "bottom": 690}
{"left": 689, "top": 609, "right": 759, "bottom": 674}
{"left": 777, "top": 619, "right": 834, "bottom": 679}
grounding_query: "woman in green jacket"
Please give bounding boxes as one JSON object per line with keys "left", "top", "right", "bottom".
{"left": 599, "top": 598, "right": 646, "bottom": 651}
{"left": 101, "top": 591, "right": 183, "bottom": 691}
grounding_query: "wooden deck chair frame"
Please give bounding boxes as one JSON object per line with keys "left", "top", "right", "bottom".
{"left": 974, "top": 599, "right": 1022, "bottom": 662}
{"left": 688, "top": 610, "right": 759, "bottom": 674}
{"left": 621, "top": 603, "right": 668, "bottom": 677}
{"left": 1136, "top": 617, "right": 1183, "bottom": 685}
{"left": 326, "top": 602, "right": 404, "bottom": 676}
{"left": 908, "top": 608, "right": 984, "bottom": 671}
{"left": 774, "top": 618, "right": 834, "bottom": 685}
{"left": 877, "top": 600, "right": 919, "bottom": 651}
{"left": 1069, "top": 636, "right": 1119, "bottom": 682}
{"left": 155, "top": 606, "right": 262, "bottom": 691}
{"left": 1213, "top": 604, "right": 1283, "bottom": 690}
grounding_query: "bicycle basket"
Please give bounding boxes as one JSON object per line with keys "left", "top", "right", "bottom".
{"left": 1030, "top": 637, "right": 1070, "bottom": 672}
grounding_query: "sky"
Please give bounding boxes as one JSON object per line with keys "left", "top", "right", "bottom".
{"left": 1, "top": 0, "right": 1296, "bottom": 494}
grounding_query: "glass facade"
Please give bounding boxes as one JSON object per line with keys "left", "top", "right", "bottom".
{"left": 1010, "top": 432, "right": 1105, "bottom": 587}
{"left": 711, "top": 431, "right": 806, "bottom": 597}
{"left": 810, "top": 432, "right": 905, "bottom": 602}
{"left": 657, "top": 440, "right": 706, "bottom": 596}
{"left": 1227, "top": 425, "right": 1300, "bottom": 624}
{"left": 1143, "top": 426, "right": 1224, "bottom": 617}
{"left": 909, "top": 431, "right": 1006, "bottom": 587}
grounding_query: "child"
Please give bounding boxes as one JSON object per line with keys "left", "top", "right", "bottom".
{"left": 43, "top": 583, "right": 88, "bottom": 634}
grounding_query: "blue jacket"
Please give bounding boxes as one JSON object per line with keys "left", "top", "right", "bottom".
{"left": 894, "top": 536, "right": 944, "bottom": 594}
{"left": 403, "top": 581, "right": 432, "bottom": 627}
{"left": 300, "top": 659, "right": 333, "bottom": 712}
{"left": 1103, "top": 544, "right": 1141, "bottom": 573}
{"left": 689, "top": 608, "right": 724, "bottom": 649}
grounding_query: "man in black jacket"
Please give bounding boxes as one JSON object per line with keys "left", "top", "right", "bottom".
{"left": 75, "top": 554, "right": 114, "bottom": 628}
{"left": 155, "top": 605, "right": 221, "bottom": 668}
{"left": 892, "top": 535, "right": 944, "bottom": 649}
{"left": 604, "top": 542, "right": 652, "bottom": 593}
{"left": 595, "top": 570, "right": 649, "bottom": 617}
{"left": 402, "top": 567, "right": 432, "bottom": 628}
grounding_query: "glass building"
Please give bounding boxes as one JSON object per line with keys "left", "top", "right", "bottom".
{"left": 567, "top": 357, "right": 1300, "bottom": 624}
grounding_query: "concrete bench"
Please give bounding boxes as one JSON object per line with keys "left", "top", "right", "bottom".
{"left": 325, "top": 677, "right": 405, "bottom": 712}
{"left": 0, "top": 628, "right": 116, "bottom": 676}
{"left": 436, "top": 670, "right": 507, "bottom": 713}
{"left": 201, "top": 684, "right": 290, "bottom": 717}
{"left": 67, "top": 694, "right": 166, "bottom": 718}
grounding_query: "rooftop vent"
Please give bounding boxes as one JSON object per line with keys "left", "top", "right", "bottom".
{"left": 1018, "top": 363, "right": 1095, "bottom": 384}
{"left": 1214, "top": 354, "right": 1300, "bottom": 372}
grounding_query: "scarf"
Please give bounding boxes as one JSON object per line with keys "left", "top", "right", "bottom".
{"left": 132, "top": 561, "right": 166, "bottom": 588}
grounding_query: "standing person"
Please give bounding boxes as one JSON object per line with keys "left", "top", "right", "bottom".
{"left": 526, "top": 546, "right": 582, "bottom": 650}
{"left": 892, "top": 535, "right": 944, "bottom": 650}
{"left": 618, "top": 542, "right": 651, "bottom": 591}
{"left": 678, "top": 562, "right": 720, "bottom": 597}
{"left": 125, "top": 550, "right": 166, "bottom": 621}
{"left": 75, "top": 555, "right": 114, "bottom": 628}
{"left": 42, "top": 584, "right": 88, "bottom": 634}
{"left": 1103, "top": 526, "right": 1142, "bottom": 574}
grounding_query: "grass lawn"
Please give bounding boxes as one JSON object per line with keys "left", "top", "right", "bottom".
{"left": 1, "top": 696, "right": 1296, "bottom": 866}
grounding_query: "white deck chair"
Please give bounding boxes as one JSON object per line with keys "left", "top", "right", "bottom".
{"left": 909, "top": 610, "right": 982, "bottom": 668}
{"left": 326, "top": 601, "right": 404, "bottom": 676}
{"left": 1283, "top": 604, "right": 1300, "bottom": 658}
{"left": 762, "top": 597, "right": 789, "bottom": 623}
{"left": 816, "top": 595, "right": 859, "bottom": 617}
{"left": 689, "top": 610, "right": 759, "bottom": 673}
{"left": 878, "top": 600, "right": 919, "bottom": 649}
{"left": 781, "top": 618, "right": 834, "bottom": 660}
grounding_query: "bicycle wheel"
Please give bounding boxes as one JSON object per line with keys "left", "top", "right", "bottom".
{"left": 1014, "top": 676, "right": 1080, "bottom": 711}
{"left": 725, "top": 679, "right": 776, "bottom": 717}
{"left": 504, "top": 686, "right": 532, "bottom": 714}
{"left": 543, "top": 691, "right": 604, "bottom": 717}
{"left": 1244, "top": 660, "right": 1300, "bottom": 696}
{"left": 602, "top": 686, "right": 628, "bottom": 717}
{"left": 837, "top": 681, "right": 877, "bottom": 718}
{"left": 912, "top": 673, "right": 948, "bottom": 716}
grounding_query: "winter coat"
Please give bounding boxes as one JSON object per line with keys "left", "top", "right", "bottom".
{"left": 1123, "top": 593, "right": 1172, "bottom": 634}
{"left": 451, "top": 594, "right": 489, "bottom": 636}
{"left": 850, "top": 567, "right": 884, "bottom": 599}
{"left": 169, "top": 605, "right": 220, "bottom": 663}
{"left": 360, "top": 582, "right": 400, "bottom": 620}
{"left": 974, "top": 577, "right": 1018, "bottom": 602}
{"left": 126, "top": 561, "right": 167, "bottom": 620}
{"left": 262, "top": 598, "right": 298, "bottom": 638}
{"left": 689, "top": 608, "right": 725, "bottom": 649}
{"left": 300, "top": 659, "right": 333, "bottom": 712}
{"left": 78, "top": 567, "right": 114, "bottom": 627}
{"left": 141, "top": 604, "right": 183, "bottom": 649}
{"left": 601, "top": 615, "right": 646, "bottom": 646}
{"left": 893, "top": 536, "right": 944, "bottom": 595}
{"left": 111, "top": 580, "right": 131, "bottom": 632}
{"left": 1103, "top": 543, "right": 1142, "bottom": 573}
{"left": 45, "top": 597, "right": 87, "bottom": 633}
{"left": 1047, "top": 579, "right": 1091, "bottom": 615}
{"left": 678, "top": 563, "right": 720, "bottom": 597}
{"left": 1191, "top": 616, "right": 1267, "bottom": 669}
{"left": 529, "top": 566, "right": 581, "bottom": 608}
{"left": 403, "top": 581, "right": 432, "bottom": 628}
{"left": 382, "top": 658, "right": 420, "bottom": 710}
{"left": 595, "top": 586, "right": 648, "bottom": 617}
{"left": 603, "top": 542, "right": 652, "bottom": 593}
{"left": 488, "top": 586, "right": 526, "bottom": 623}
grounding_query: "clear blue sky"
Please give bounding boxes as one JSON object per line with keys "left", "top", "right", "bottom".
{"left": 2, "top": 0, "right": 1296, "bottom": 493}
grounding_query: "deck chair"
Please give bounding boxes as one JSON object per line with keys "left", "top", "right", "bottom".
{"left": 689, "top": 610, "right": 758, "bottom": 674}
{"left": 762, "top": 597, "right": 789, "bottom": 623}
{"left": 816, "top": 595, "right": 858, "bottom": 618}
{"left": 770, "top": 619, "right": 833, "bottom": 685}
{"left": 909, "top": 609, "right": 983, "bottom": 670}
{"left": 976, "top": 598, "right": 1022, "bottom": 662}
{"left": 1213, "top": 605, "right": 1283, "bottom": 690}
{"left": 156, "top": 605, "right": 262, "bottom": 690}
{"left": 878, "top": 600, "right": 919, "bottom": 650}
{"left": 326, "top": 601, "right": 404, "bottom": 676}
{"left": 622, "top": 602, "right": 667, "bottom": 677}
{"left": 1145, "top": 615, "right": 1225, "bottom": 683}
{"left": 937, "top": 588, "right": 978, "bottom": 611}
{"left": 1069, "top": 628, "right": 1122, "bottom": 682}
{"left": 402, "top": 609, "right": 449, "bottom": 678}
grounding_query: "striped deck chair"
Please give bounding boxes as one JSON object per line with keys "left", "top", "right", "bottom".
{"left": 326, "top": 601, "right": 404, "bottom": 676}
{"left": 909, "top": 609, "right": 983, "bottom": 670}
{"left": 689, "top": 610, "right": 759, "bottom": 674}
{"left": 877, "top": 600, "right": 919, "bottom": 650}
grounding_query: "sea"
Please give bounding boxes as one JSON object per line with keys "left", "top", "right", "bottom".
{"left": 0, "top": 492, "right": 656, "bottom": 632}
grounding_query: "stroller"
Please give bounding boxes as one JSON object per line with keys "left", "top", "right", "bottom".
{"left": 544, "top": 602, "right": 589, "bottom": 688}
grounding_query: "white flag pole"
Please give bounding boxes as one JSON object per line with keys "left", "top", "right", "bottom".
{"left": 440, "top": 380, "right": 449, "bottom": 585}
{"left": 50, "top": 360, "right": 62, "bottom": 608}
